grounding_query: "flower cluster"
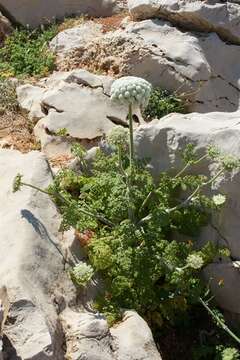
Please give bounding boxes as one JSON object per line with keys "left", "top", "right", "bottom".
{"left": 13, "top": 173, "right": 23, "bottom": 193}
{"left": 107, "top": 126, "right": 129, "bottom": 148}
{"left": 186, "top": 254, "right": 204, "bottom": 270}
{"left": 70, "top": 262, "right": 94, "bottom": 287}
{"left": 110, "top": 76, "right": 152, "bottom": 106}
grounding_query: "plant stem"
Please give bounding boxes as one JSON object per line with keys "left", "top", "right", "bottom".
{"left": 199, "top": 297, "right": 240, "bottom": 345}
{"left": 139, "top": 190, "right": 154, "bottom": 215}
{"left": 118, "top": 146, "right": 126, "bottom": 178}
{"left": 138, "top": 168, "right": 225, "bottom": 224}
{"left": 128, "top": 103, "right": 134, "bottom": 175}
{"left": 175, "top": 154, "right": 208, "bottom": 178}
{"left": 168, "top": 168, "right": 225, "bottom": 213}
{"left": 127, "top": 102, "right": 136, "bottom": 222}
{"left": 20, "top": 181, "right": 114, "bottom": 227}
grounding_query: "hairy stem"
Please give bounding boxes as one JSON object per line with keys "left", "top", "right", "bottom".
{"left": 118, "top": 146, "right": 126, "bottom": 178}
{"left": 127, "top": 103, "right": 135, "bottom": 222}
{"left": 168, "top": 168, "right": 224, "bottom": 213}
{"left": 138, "top": 168, "right": 225, "bottom": 225}
{"left": 128, "top": 103, "right": 134, "bottom": 174}
{"left": 175, "top": 154, "right": 208, "bottom": 178}
{"left": 20, "top": 181, "right": 114, "bottom": 228}
{"left": 199, "top": 298, "right": 240, "bottom": 345}
{"left": 139, "top": 190, "right": 154, "bottom": 215}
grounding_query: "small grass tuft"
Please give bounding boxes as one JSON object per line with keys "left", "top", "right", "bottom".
{"left": 143, "top": 88, "right": 186, "bottom": 121}
{"left": 0, "top": 26, "right": 57, "bottom": 78}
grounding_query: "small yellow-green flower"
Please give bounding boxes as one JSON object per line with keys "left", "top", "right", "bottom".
{"left": 107, "top": 126, "right": 129, "bottom": 148}
{"left": 70, "top": 262, "right": 94, "bottom": 287}
{"left": 186, "top": 254, "right": 204, "bottom": 270}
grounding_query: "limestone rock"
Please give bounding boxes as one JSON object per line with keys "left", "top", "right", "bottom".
{"left": 76, "top": 18, "right": 240, "bottom": 112}
{"left": 61, "top": 309, "right": 162, "bottom": 360}
{"left": 17, "top": 69, "right": 142, "bottom": 157}
{"left": 111, "top": 310, "right": 161, "bottom": 360}
{"left": 50, "top": 7, "right": 240, "bottom": 112}
{"left": 0, "top": 149, "right": 68, "bottom": 359}
{"left": 0, "top": 0, "right": 122, "bottom": 28}
{"left": 134, "top": 110, "right": 240, "bottom": 315}
{"left": 49, "top": 22, "right": 103, "bottom": 62}
{"left": 128, "top": 0, "right": 240, "bottom": 45}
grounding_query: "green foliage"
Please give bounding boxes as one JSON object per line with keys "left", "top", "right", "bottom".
{"left": 143, "top": 88, "right": 186, "bottom": 121}
{"left": 70, "top": 262, "right": 94, "bottom": 287}
{"left": 216, "top": 347, "right": 240, "bottom": 360}
{"left": 0, "top": 26, "right": 57, "bottom": 77}
{"left": 55, "top": 128, "right": 68, "bottom": 136}
{"left": 46, "top": 143, "right": 234, "bottom": 325}
{"left": 193, "top": 345, "right": 240, "bottom": 360}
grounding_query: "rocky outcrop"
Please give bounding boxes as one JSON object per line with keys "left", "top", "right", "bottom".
{"left": 54, "top": 18, "right": 240, "bottom": 113}
{"left": 134, "top": 110, "right": 240, "bottom": 316}
{"left": 17, "top": 69, "right": 142, "bottom": 157}
{"left": 61, "top": 309, "right": 161, "bottom": 360}
{"left": 0, "top": 12, "right": 12, "bottom": 43}
{"left": 0, "top": 149, "right": 161, "bottom": 359}
{"left": 0, "top": 149, "right": 70, "bottom": 358}
{"left": 0, "top": 0, "right": 124, "bottom": 28}
{"left": 128, "top": 0, "right": 240, "bottom": 45}
{"left": 50, "top": 22, "right": 103, "bottom": 62}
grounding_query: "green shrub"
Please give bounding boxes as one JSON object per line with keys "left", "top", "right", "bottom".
{"left": 0, "top": 26, "right": 57, "bottom": 78}
{"left": 193, "top": 345, "right": 240, "bottom": 360}
{"left": 143, "top": 88, "right": 186, "bottom": 121}
{"left": 12, "top": 76, "right": 240, "bottom": 352}
{"left": 13, "top": 140, "right": 236, "bottom": 326}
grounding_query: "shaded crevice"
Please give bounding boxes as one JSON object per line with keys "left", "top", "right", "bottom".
{"left": 41, "top": 102, "right": 64, "bottom": 115}
{"left": 2, "top": 335, "right": 21, "bottom": 360}
{"left": 0, "top": 4, "right": 20, "bottom": 27}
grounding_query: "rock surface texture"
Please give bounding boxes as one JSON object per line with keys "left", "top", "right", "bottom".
{"left": 49, "top": 10, "right": 240, "bottom": 113}
{"left": 128, "top": 0, "right": 240, "bottom": 44}
{"left": 0, "top": 150, "right": 68, "bottom": 359}
{"left": 134, "top": 110, "right": 240, "bottom": 316}
{"left": 0, "top": 0, "right": 123, "bottom": 28}
{"left": 0, "top": 149, "right": 161, "bottom": 359}
{"left": 61, "top": 309, "right": 161, "bottom": 360}
{"left": 17, "top": 69, "right": 142, "bottom": 157}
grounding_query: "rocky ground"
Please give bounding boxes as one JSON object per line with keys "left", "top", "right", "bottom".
{"left": 1, "top": 0, "right": 240, "bottom": 359}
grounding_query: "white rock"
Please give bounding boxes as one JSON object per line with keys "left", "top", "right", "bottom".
{"left": 134, "top": 110, "right": 240, "bottom": 315}
{"left": 128, "top": 0, "right": 240, "bottom": 45}
{"left": 60, "top": 309, "right": 114, "bottom": 360}
{"left": 111, "top": 310, "right": 161, "bottom": 360}
{"left": 17, "top": 84, "right": 46, "bottom": 121}
{"left": 17, "top": 69, "right": 142, "bottom": 157}
{"left": 60, "top": 308, "right": 162, "bottom": 360}
{"left": 0, "top": 0, "right": 122, "bottom": 28}
{"left": 93, "top": 19, "right": 240, "bottom": 112}
{"left": 50, "top": 22, "right": 103, "bottom": 60}
{"left": 0, "top": 149, "right": 67, "bottom": 358}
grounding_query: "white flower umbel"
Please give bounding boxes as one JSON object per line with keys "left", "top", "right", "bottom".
{"left": 110, "top": 76, "right": 152, "bottom": 222}
{"left": 186, "top": 254, "right": 204, "bottom": 270}
{"left": 110, "top": 76, "right": 152, "bottom": 107}
{"left": 110, "top": 77, "right": 152, "bottom": 177}
{"left": 70, "top": 262, "right": 94, "bottom": 287}
{"left": 107, "top": 126, "right": 129, "bottom": 148}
